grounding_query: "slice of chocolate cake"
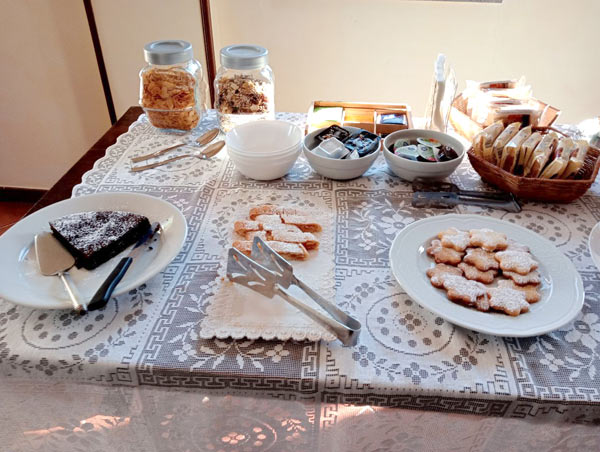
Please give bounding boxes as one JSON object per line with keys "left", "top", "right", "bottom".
{"left": 49, "top": 211, "right": 151, "bottom": 270}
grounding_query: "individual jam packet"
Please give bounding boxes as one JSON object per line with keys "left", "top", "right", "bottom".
{"left": 434, "top": 145, "right": 459, "bottom": 162}
{"left": 315, "top": 125, "right": 351, "bottom": 143}
{"left": 344, "top": 130, "right": 380, "bottom": 157}
{"left": 417, "top": 144, "right": 437, "bottom": 162}
{"left": 417, "top": 137, "right": 442, "bottom": 148}
{"left": 395, "top": 145, "right": 419, "bottom": 161}
{"left": 393, "top": 139, "right": 411, "bottom": 150}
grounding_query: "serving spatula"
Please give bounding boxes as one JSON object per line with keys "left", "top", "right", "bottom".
{"left": 35, "top": 232, "right": 86, "bottom": 314}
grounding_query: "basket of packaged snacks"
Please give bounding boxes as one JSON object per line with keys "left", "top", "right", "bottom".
{"left": 467, "top": 123, "right": 600, "bottom": 203}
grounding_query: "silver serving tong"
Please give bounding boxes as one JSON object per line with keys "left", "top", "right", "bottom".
{"left": 226, "top": 237, "right": 361, "bottom": 346}
{"left": 411, "top": 179, "right": 521, "bottom": 212}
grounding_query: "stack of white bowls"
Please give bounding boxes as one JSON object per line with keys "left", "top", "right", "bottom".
{"left": 225, "top": 120, "right": 303, "bottom": 180}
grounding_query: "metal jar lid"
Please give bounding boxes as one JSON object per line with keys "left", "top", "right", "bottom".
{"left": 144, "top": 40, "right": 193, "bottom": 65}
{"left": 220, "top": 45, "right": 268, "bottom": 70}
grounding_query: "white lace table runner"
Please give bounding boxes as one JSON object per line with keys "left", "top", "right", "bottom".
{"left": 0, "top": 111, "right": 599, "bottom": 433}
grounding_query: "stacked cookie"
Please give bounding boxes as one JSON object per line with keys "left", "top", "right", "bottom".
{"left": 426, "top": 227, "right": 540, "bottom": 316}
{"left": 233, "top": 204, "right": 322, "bottom": 260}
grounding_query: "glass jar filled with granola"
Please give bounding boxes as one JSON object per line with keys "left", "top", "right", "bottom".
{"left": 214, "top": 45, "right": 274, "bottom": 132}
{"left": 139, "top": 40, "right": 206, "bottom": 131}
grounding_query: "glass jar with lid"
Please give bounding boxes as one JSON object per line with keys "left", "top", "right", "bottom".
{"left": 139, "top": 40, "right": 206, "bottom": 131}
{"left": 214, "top": 44, "right": 274, "bottom": 132}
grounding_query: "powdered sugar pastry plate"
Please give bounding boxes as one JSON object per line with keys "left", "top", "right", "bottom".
{"left": 389, "top": 214, "right": 584, "bottom": 337}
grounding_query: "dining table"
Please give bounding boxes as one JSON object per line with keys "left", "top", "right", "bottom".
{"left": 1, "top": 107, "right": 599, "bottom": 452}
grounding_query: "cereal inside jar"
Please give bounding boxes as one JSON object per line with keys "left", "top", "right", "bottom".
{"left": 214, "top": 45, "right": 274, "bottom": 132}
{"left": 139, "top": 40, "right": 206, "bottom": 131}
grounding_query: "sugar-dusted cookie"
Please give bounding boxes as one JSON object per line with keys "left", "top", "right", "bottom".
{"left": 442, "top": 275, "right": 490, "bottom": 311}
{"left": 463, "top": 247, "right": 499, "bottom": 271}
{"left": 458, "top": 262, "right": 497, "bottom": 284}
{"left": 495, "top": 250, "right": 538, "bottom": 275}
{"left": 426, "top": 263, "right": 463, "bottom": 288}
{"left": 254, "top": 214, "right": 283, "bottom": 225}
{"left": 427, "top": 239, "right": 464, "bottom": 265}
{"left": 245, "top": 230, "right": 268, "bottom": 241}
{"left": 468, "top": 228, "right": 508, "bottom": 251}
{"left": 505, "top": 239, "right": 530, "bottom": 253}
{"left": 437, "top": 228, "right": 470, "bottom": 252}
{"left": 487, "top": 287, "right": 530, "bottom": 316}
{"left": 249, "top": 204, "right": 300, "bottom": 220}
{"left": 497, "top": 279, "right": 541, "bottom": 303}
{"left": 234, "top": 220, "right": 260, "bottom": 235}
{"left": 281, "top": 214, "right": 322, "bottom": 233}
{"left": 502, "top": 270, "right": 541, "bottom": 286}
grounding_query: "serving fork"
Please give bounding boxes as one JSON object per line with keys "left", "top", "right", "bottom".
{"left": 130, "top": 140, "right": 225, "bottom": 172}
{"left": 130, "top": 128, "right": 219, "bottom": 163}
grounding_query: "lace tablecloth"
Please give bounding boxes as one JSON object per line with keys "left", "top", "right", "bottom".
{"left": 1, "top": 111, "right": 599, "bottom": 451}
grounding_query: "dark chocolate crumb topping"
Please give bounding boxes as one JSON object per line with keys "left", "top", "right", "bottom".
{"left": 49, "top": 211, "right": 148, "bottom": 255}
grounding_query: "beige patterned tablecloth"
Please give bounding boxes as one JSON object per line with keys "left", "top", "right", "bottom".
{"left": 1, "top": 111, "right": 599, "bottom": 451}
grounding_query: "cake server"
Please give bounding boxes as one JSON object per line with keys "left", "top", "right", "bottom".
{"left": 227, "top": 238, "right": 361, "bottom": 346}
{"left": 35, "top": 232, "right": 86, "bottom": 314}
{"left": 87, "top": 222, "right": 161, "bottom": 311}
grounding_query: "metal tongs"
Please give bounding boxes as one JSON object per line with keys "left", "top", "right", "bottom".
{"left": 227, "top": 237, "right": 361, "bottom": 346}
{"left": 411, "top": 179, "right": 521, "bottom": 212}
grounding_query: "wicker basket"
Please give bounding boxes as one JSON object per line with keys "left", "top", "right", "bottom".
{"left": 467, "top": 143, "right": 600, "bottom": 203}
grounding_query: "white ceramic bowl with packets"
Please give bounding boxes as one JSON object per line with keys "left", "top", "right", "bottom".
{"left": 226, "top": 120, "right": 303, "bottom": 180}
{"left": 383, "top": 129, "right": 466, "bottom": 181}
{"left": 303, "top": 127, "right": 380, "bottom": 180}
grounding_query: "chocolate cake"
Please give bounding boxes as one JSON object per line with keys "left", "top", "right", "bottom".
{"left": 49, "top": 211, "right": 151, "bottom": 270}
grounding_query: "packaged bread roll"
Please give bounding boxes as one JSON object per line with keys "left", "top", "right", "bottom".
{"left": 540, "top": 138, "right": 577, "bottom": 179}
{"left": 473, "top": 121, "right": 504, "bottom": 161}
{"left": 500, "top": 126, "right": 532, "bottom": 173}
{"left": 524, "top": 132, "right": 558, "bottom": 178}
{"left": 492, "top": 122, "right": 521, "bottom": 164}
{"left": 560, "top": 140, "right": 589, "bottom": 179}
{"left": 516, "top": 132, "right": 543, "bottom": 174}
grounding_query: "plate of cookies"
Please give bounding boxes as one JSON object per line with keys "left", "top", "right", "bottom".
{"left": 389, "top": 214, "right": 584, "bottom": 337}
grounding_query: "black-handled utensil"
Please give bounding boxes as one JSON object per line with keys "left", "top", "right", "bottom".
{"left": 87, "top": 222, "right": 160, "bottom": 311}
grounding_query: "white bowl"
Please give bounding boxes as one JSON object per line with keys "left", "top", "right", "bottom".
{"left": 303, "top": 127, "right": 380, "bottom": 180}
{"left": 383, "top": 129, "right": 465, "bottom": 181}
{"left": 227, "top": 143, "right": 302, "bottom": 180}
{"left": 226, "top": 120, "right": 303, "bottom": 155}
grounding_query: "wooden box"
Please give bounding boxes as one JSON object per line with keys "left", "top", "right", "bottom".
{"left": 449, "top": 93, "right": 561, "bottom": 141}
{"left": 307, "top": 101, "right": 413, "bottom": 136}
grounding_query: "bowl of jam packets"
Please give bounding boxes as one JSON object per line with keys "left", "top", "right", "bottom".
{"left": 303, "top": 125, "right": 381, "bottom": 180}
{"left": 383, "top": 129, "right": 465, "bottom": 181}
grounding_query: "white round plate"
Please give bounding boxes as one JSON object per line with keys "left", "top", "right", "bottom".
{"left": 0, "top": 193, "right": 187, "bottom": 310}
{"left": 590, "top": 222, "right": 600, "bottom": 271}
{"left": 389, "top": 214, "right": 584, "bottom": 337}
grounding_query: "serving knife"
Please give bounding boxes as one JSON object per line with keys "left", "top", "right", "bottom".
{"left": 87, "top": 222, "right": 160, "bottom": 311}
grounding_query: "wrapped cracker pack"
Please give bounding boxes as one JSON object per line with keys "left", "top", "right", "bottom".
{"left": 515, "top": 132, "right": 543, "bottom": 175}
{"left": 560, "top": 140, "right": 589, "bottom": 179}
{"left": 500, "top": 126, "right": 532, "bottom": 173}
{"left": 524, "top": 132, "right": 558, "bottom": 178}
{"left": 473, "top": 121, "right": 504, "bottom": 160}
{"left": 540, "top": 138, "right": 577, "bottom": 179}
{"left": 491, "top": 122, "right": 521, "bottom": 164}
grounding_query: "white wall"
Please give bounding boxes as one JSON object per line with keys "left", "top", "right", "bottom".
{"left": 211, "top": 0, "right": 599, "bottom": 123}
{"left": 1, "top": 0, "right": 598, "bottom": 189}
{"left": 92, "top": 0, "right": 209, "bottom": 118}
{"left": 0, "top": 0, "right": 110, "bottom": 189}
